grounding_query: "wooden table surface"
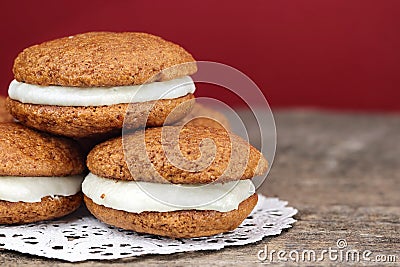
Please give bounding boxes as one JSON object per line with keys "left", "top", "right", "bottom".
{"left": 1, "top": 110, "right": 399, "bottom": 266}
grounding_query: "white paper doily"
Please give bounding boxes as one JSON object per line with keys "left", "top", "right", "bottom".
{"left": 0, "top": 195, "right": 297, "bottom": 262}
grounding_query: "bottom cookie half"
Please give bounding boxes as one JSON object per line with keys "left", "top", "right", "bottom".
{"left": 0, "top": 193, "right": 82, "bottom": 224}
{"left": 84, "top": 193, "right": 257, "bottom": 238}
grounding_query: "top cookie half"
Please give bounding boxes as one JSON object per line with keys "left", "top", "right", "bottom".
{"left": 0, "top": 122, "right": 85, "bottom": 176}
{"left": 13, "top": 32, "right": 197, "bottom": 87}
{"left": 87, "top": 126, "right": 268, "bottom": 184}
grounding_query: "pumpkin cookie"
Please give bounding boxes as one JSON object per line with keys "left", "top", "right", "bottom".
{"left": 82, "top": 125, "right": 267, "bottom": 238}
{"left": 7, "top": 32, "right": 197, "bottom": 138}
{"left": 0, "top": 122, "right": 86, "bottom": 224}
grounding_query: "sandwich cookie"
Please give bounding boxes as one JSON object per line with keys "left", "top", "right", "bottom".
{"left": 7, "top": 32, "right": 197, "bottom": 138}
{"left": 0, "top": 123, "right": 85, "bottom": 224}
{"left": 83, "top": 126, "right": 268, "bottom": 238}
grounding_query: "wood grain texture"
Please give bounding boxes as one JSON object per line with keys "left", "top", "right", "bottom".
{"left": 1, "top": 110, "right": 399, "bottom": 266}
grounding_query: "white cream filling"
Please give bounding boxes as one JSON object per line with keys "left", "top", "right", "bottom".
{"left": 0, "top": 175, "right": 84, "bottom": 203}
{"left": 8, "top": 76, "right": 195, "bottom": 107}
{"left": 82, "top": 173, "right": 255, "bottom": 213}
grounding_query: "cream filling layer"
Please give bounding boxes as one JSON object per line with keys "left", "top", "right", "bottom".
{"left": 82, "top": 173, "right": 256, "bottom": 213}
{"left": 8, "top": 76, "right": 195, "bottom": 107}
{"left": 0, "top": 175, "right": 84, "bottom": 203}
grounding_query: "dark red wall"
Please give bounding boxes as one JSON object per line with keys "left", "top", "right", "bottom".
{"left": 1, "top": 0, "right": 399, "bottom": 111}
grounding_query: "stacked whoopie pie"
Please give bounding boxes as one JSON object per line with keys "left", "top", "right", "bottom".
{"left": 0, "top": 123, "right": 85, "bottom": 224}
{"left": 7, "top": 32, "right": 197, "bottom": 139}
{"left": 83, "top": 126, "right": 267, "bottom": 238}
{"left": 2, "top": 32, "right": 268, "bottom": 238}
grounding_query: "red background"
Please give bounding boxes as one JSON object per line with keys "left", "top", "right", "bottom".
{"left": 1, "top": 0, "right": 399, "bottom": 111}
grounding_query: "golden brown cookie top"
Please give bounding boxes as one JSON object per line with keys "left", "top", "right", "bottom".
{"left": 87, "top": 126, "right": 268, "bottom": 184}
{"left": 0, "top": 123, "right": 85, "bottom": 176}
{"left": 13, "top": 32, "right": 197, "bottom": 87}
